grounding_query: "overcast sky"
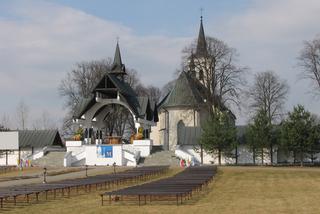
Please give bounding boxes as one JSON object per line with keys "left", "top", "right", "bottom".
{"left": 0, "top": 0, "right": 319, "bottom": 128}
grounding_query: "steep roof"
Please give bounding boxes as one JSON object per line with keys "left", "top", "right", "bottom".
{"left": 74, "top": 74, "right": 158, "bottom": 121}
{"left": 110, "top": 42, "right": 126, "bottom": 74}
{"left": 73, "top": 42, "right": 158, "bottom": 122}
{"left": 18, "top": 130, "right": 63, "bottom": 148}
{"left": 107, "top": 73, "right": 136, "bottom": 96}
{"left": 73, "top": 96, "right": 95, "bottom": 119}
{"left": 160, "top": 71, "right": 207, "bottom": 108}
{"left": 196, "top": 16, "right": 207, "bottom": 57}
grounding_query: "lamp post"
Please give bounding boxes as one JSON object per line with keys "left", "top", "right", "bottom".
{"left": 43, "top": 167, "right": 47, "bottom": 183}
{"left": 113, "top": 162, "right": 116, "bottom": 174}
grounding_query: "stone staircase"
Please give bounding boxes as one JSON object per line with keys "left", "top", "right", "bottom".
{"left": 31, "top": 151, "right": 66, "bottom": 168}
{"left": 139, "top": 150, "right": 180, "bottom": 166}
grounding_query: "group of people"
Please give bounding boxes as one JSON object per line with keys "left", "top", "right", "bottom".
{"left": 17, "top": 159, "right": 31, "bottom": 168}
{"left": 179, "top": 157, "right": 197, "bottom": 168}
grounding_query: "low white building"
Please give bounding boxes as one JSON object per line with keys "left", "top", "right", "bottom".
{"left": 0, "top": 130, "right": 64, "bottom": 166}
{"left": 64, "top": 139, "right": 153, "bottom": 167}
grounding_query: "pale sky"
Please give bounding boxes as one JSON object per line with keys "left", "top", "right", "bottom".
{"left": 0, "top": 0, "right": 319, "bottom": 128}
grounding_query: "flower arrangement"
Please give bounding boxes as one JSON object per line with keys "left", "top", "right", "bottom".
{"left": 73, "top": 127, "right": 84, "bottom": 141}
{"left": 130, "top": 127, "right": 144, "bottom": 143}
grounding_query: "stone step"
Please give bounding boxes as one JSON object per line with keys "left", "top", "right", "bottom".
{"left": 150, "top": 145, "right": 163, "bottom": 154}
{"left": 32, "top": 151, "right": 66, "bottom": 167}
{"left": 139, "top": 150, "right": 180, "bottom": 166}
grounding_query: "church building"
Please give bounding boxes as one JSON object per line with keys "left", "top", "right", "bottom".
{"left": 151, "top": 17, "right": 219, "bottom": 164}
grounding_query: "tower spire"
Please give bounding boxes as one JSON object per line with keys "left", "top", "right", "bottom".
{"left": 110, "top": 40, "right": 126, "bottom": 75}
{"left": 196, "top": 14, "right": 207, "bottom": 57}
{"left": 113, "top": 40, "right": 122, "bottom": 67}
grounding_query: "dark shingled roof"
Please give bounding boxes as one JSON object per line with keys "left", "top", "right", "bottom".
{"left": 137, "top": 97, "right": 149, "bottom": 116}
{"left": 18, "top": 130, "right": 63, "bottom": 148}
{"left": 74, "top": 72, "right": 157, "bottom": 121}
{"left": 110, "top": 42, "right": 126, "bottom": 74}
{"left": 73, "top": 96, "right": 95, "bottom": 119}
{"left": 107, "top": 73, "right": 136, "bottom": 96}
{"left": 73, "top": 42, "right": 158, "bottom": 122}
{"left": 160, "top": 71, "right": 207, "bottom": 108}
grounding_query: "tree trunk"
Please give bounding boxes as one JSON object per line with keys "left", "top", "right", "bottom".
{"left": 235, "top": 146, "right": 238, "bottom": 165}
{"left": 261, "top": 148, "right": 264, "bottom": 165}
{"left": 270, "top": 144, "right": 273, "bottom": 165}
{"left": 253, "top": 149, "right": 256, "bottom": 165}
{"left": 300, "top": 152, "right": 304, "bottom": 167}
{"left": 218, "top": 149, "right": 222, "bottom": 166}
{"left": 200, "top": 144, "right": 203, "bottom": 164}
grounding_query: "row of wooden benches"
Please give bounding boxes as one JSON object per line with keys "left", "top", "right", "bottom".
{"left": 101, "top": 165, "right": 217, "bottom": 206}
{"left": 0, "top": 165, "right": 169, "bottom": 209}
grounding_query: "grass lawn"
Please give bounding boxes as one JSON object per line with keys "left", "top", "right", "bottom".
{"left": 3, "top": 166, "right": 320, "bottom": 214}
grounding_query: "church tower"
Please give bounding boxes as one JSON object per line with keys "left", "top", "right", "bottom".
{"left": 188, "top": 16, "right": 208, "bottom": 85}
{"left": 109, "top": 42, "right": 126, "bottom": 80}
{"left": 196, "top": 16, "right": 207, "bottom": 58}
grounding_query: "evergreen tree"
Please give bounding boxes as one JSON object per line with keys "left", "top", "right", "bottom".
{"left": 281, "top": 105, "right": 320, "bottom": 166}
{"left": 245, "top": 110, "right": 272, "bottom": 165}
{"left": 199, "top": 111, "right": 237, "bottom": 165}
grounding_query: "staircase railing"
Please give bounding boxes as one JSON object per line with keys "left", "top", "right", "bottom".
{"left": 64, "top": 151, "right": 86, "bottom": 167}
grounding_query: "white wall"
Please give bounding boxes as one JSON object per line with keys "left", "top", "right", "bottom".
{"left": 0, "top": 147, "right": 44, "bottom": 166}
{"left": 0, "top": 151, "right": 18, "bottom": 165}
{"left": 0, "top": 131, "right": 19, "bottom": 150}
{"left": 175, "top": 145, "right": 278, "bottom": 165}
{"left": 66, "top": 141, "right": 85, "bottom": 154}
{"left": 85, "top": 145, "right": 123, "bottom": 166}
{"left": 150, "top": 123, "right": 161, "bottom": 146}
{"left": 175, "top": 145, "right": 221, "bottom": 165}
{"left": 133, "top": 140, "right": 152, "bottom": 157}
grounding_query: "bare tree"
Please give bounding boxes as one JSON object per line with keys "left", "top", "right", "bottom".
{"left": 59, "top": 58, "right": 113, "bottom": 109}
{"left": 183, "top": 37, "right": 246, "bottom": 115}
{"left": 16, "top": 100, "right": 29, "bottom": 130}
{"left": 32, "top": 110, "right": 57, "bottom": 130}
{"left": 1, "top": 114, "right": 10, "bottom": 130}
{"left": 247, "top": 71, "right": 289, "bottom": 124}
{"left": 298, "top": 36, "right": 320, "bottom": 95}
{"left": 147, "top": 86, "right": 161, "bottom": 103}
{"left": 125, "top": 69, "right": 140, "bottom": 89}
{"left": 0, "top": 115, "right": 10, "bottom": 131}
{"left": 135, "top": 84, "right": 161, "bottom": 103}
{"left": 160, "top": 79, "right": 176, "bottom": 99}
{"left": 59, "top": 58, "right": 113, "bottom": 135}
{"left": 247, "top": 71, "right": 289, "bottom": 164}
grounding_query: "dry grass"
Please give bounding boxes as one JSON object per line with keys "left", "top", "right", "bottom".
{"left": 0, "top": 167, "right": 43, "bottom": 178}
{"left": 3, "top": 166, "right": 320, "bottom": 214}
